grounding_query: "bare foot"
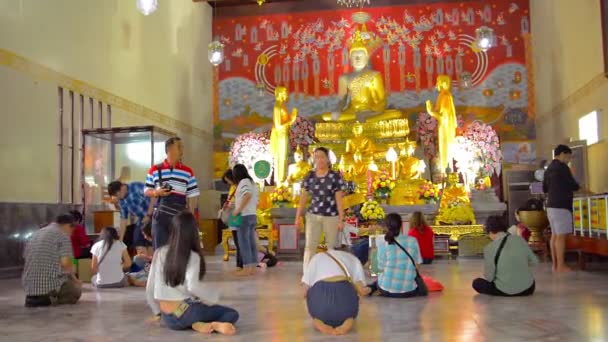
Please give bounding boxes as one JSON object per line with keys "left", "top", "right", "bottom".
{"left": 556, "top": 266, "right": 573, "bottom": 273}
{"left": 334, "top": 318, "right": 354, "bottom": 335}
{"left": 313, "top": 319, "right": 336, "bottom": 335}
{"left": 357, "top": 286, "right": 372, "bottom": 297}
{"left": 192, "top": 322, "right": 213, "bottom": 334}
{"left": 211, "top": 322, "right": 236, "bottom": 335}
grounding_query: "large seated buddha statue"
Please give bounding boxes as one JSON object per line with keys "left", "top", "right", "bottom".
{"left": 440, "top": 172, "right": 470, "bottom": 207}
{"left": 286, "top": 145, "right": 311, "bottom": 184}
{"left": 322, "top": 31, "right": 403, "bottom": 123}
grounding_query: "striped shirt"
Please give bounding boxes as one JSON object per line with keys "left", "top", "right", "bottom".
{"left": 145, "top": 160, "right": 200, "bottom": 198}
{"left": 22, "top": 224, "right": 73, "bottom": 295}
{"left": 119, "top": 182, "right": 150, "bottom": 223}
{"left": 377, "top": 234, "right": 422, "bottom": 294}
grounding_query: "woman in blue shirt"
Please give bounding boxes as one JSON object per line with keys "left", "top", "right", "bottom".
{"left": 370, "top": 213, "right": 423, "bottom": 298}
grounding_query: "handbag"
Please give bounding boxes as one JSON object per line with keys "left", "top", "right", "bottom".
{"left": 228, "top": 213, "right": 242, "bottom": 227}
{"left": 393, "top": 239, "right": 429, "bottom": 296}
{"left": 220, "top": 192, "right": 235, "bottom": 225}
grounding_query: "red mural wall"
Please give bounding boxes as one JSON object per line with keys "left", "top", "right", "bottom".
{"left": 213, "top": 0, "right": 534, "bottom": 164}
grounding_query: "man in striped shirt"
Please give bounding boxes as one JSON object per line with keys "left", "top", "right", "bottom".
{"left": 144, "top": 137, "right": 200, "bottom": 249}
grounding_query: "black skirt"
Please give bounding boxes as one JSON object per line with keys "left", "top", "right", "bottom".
{"left": 306, "top": 280, "right": 359, "bottom": 328}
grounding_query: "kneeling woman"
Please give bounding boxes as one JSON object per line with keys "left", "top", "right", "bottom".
{"left": 302, "top": 249, "right": 371, "bottom": 335}
{"left": 146, "top": 211, "right": 239, "bottom": 335}
{"left": 370, "top": 213, "right": 426, "bottom": 297}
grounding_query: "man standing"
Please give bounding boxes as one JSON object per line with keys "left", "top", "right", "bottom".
{"left": 144, "top": 137, "right": 200, "bottom": 249}
{"left": 22, "top": 214, "right": 82, "bottom": 307}
{"left": 108, "top": 180, "right": 156, "bottom": 256}
{"left": 543, "top": 144, "right": 580, "bottom": 273}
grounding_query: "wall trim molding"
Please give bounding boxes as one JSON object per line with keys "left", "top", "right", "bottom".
{"left": 0, "top": 49, "right": 211, "bottom": 139}
{"left": 538, "top": 72, "right": 608, "bottom": 120}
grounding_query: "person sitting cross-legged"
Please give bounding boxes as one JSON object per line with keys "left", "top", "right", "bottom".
{"left": 472, "top": 216, "right": 538, "bottom": 297}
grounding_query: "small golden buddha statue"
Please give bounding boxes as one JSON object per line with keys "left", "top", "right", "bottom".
{"left": 426, "top": 75, "right": 457, "bottom": 174}
{"left": 287, "top": 146, "right": 311, "bottom": 184}
{"left": 322, "top": 31, "right": 403, "bottom": 123}
{"left": 345, "top": 121, "right": 376, "bottom": 159}
{"left": 397, "top": 142, "right": 425, "bottom": 181}
{"left": 344, "top": 151, "right": 368, "bottom": 184}
{"left": 440, "top": 172, "right": 470, "bottom": 206}
{"left": 270, "top": 86, "right": 298, "bottom": 185}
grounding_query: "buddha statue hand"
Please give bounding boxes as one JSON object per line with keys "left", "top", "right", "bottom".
{"left": 425, "top": 100, "right": 434, "bottom": 116}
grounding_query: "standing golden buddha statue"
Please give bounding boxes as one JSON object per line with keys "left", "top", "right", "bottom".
{"left": 270, "top": 86, "right": 297, "bottom": 185}
{"left": 286, "top": 145, "right": 311, "bottom": 184}
{"left": 425, "top": 75, "right": 457, "bottom": 174}
{"left": 322, "top": 31, "right": 403, "bottom": 123}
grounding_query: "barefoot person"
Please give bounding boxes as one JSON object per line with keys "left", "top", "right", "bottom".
{"left": 146, "top": 211, "right": 239, "bottom": 335}
{"left": 232, "top": 164, "right": 260, "bottom": 276}
{"left": 543, "top": 144, "right": 580, "bottom": 272}
{"left": 302, "top": 249, "right": 371, "bottom": 336}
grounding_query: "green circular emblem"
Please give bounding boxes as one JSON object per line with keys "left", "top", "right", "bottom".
{"left": 253, "top": 160, "right": 271, "bottom": 179}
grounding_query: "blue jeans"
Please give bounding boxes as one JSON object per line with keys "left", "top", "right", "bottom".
{"left": 351, "top": 238, "right": 369, "bottom": 265}
{"left": 161, "top": 298, "right": 239, "bottom": 330}
{"left": 236, "top": 215, "right": 258, "bottom": 267}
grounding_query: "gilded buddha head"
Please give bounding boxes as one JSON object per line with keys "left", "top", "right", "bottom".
{"left": 349, "top": 31, "right": 369, "bottom": 71}
{"left": 436, "top": 75, "right": 452, "bottom": 92}
{"left": 275, "top": 86, "right": 288, "bottom": 102}
{"left": 352, "top": 121, "right": 363, "bottom": 136}
{"left": 294, "top": 145, "right": 304, "bottom": 162}
{"left": 447, "top": 172, "right": 460, "bottom": 185}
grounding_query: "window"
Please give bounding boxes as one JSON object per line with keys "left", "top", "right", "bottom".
{"left": 578, "top": 110, "right": 600, "bottom": 146}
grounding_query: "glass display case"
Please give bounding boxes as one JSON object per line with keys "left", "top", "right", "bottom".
{"left": 81, "top": 126, "right": 174, "bottom": 233}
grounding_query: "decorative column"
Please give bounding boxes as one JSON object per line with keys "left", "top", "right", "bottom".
{"left": 399, "top": 44, "right": 406, "bottom": 92}
{"left": 313, "top": 55, "right": 320, "bottom": 99}
{"left": 414, "top": 47, "right": 421, "bottom": 94}
{"left": 522, "top": 17, "right": 535, "bottom": 120}
{"left": 328, "top": 51, "right": 336, "bottom": 95}
{"left": 302, "top": 57, "right": 309, "bottom": 97}
{"left": 383, "top": 44, "right": 391, "bottom": 96}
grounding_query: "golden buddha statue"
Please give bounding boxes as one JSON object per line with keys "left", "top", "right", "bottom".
{"left": 322, "top": 31, "right": 403, "bottom": 123}
{"left": 345, "top": 121, "right": 376, "bottom": 159}
{"left": 270, "top": 86, "right": 298, "bottom": 185}
{"left": 286, "top": 145, "right": 311, "bottom": 184}
{"left": 425, "top": 75, "right": 457, "bottom": 174}
{"left": 344, "top": 151, "right": 368, "bottom": 184}
{"left": 440, "top": 172, "right": 470, "bottom": 207}
{"left": 397, "top": 141, "right": 426, "bottom": 181}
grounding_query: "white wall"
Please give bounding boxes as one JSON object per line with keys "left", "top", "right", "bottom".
{"left": 531, "top": 0, "right": 608, "bottom": 193}
{"left": 0, "top": 0, "right": 214, "bottom": 203}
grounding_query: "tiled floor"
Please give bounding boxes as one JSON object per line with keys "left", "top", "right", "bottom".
{"left": 2, "top": 257, "right": 608, "bottom": 341}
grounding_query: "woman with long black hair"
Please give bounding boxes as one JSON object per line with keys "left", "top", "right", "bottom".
{"left": 146, "top": 211, "right": 238, "bottom": 335}
{"left": 231, "top": 164, "right": 260, "bottom": 276}
{"left": 91, "top": 227, "right": 133, "bottom": 288}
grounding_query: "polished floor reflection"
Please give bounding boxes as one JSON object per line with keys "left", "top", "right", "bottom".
{"left": 2, "top": 257, "right": 608, "bottom": 341}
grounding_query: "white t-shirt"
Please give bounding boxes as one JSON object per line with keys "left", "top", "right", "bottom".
{"left": 301, "top": 250, "right": 367, "bottom": 286}
{"left": 235, "top": 179, "right": 259, "bottom": 216}
{"left": 146, "top": 247, "right": 220, "bottom": 315}
{"left": 91, "top": 240, "right": 127, "bottom": 285}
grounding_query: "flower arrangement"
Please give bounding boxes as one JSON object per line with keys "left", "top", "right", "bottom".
{"left": 416, "top": 112, "right": 438, "bottom": 161}
{"left": 289, "top": 116, "right": 315, "bottom": 155}
{"left": 269, "top": 185, "right": 292, "bottom": 206}
{"left": 462, "top": 120, "right": 503, "bottom": 177}
{"left": 418, "top": 180, "right": 441, "bottom": 203}
{"left": 372, "top": 171, "right": 396, "bottom": 200}
{"left": 436, "top": 202, "right": 476, "bottom": 225}
{"left": 229, "top": 132, "right": 271, "bottom": 173}
{"left": 416, "top": 112, "right": 465, "bottom": 161}
{"left": 359, "top": 199, "right": 386, "bottom": 221}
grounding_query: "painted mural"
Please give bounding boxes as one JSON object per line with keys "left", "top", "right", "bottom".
{"left": 213, "top": 0, "right": 534, "bottom": 161}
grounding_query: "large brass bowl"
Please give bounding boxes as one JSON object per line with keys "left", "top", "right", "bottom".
{"left": 518, "top": 210, "right": 549, "bottom": 244}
